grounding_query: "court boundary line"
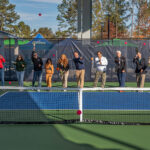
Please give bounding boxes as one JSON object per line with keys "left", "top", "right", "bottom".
{"left": 0, "top": 109, "right": 149, "bottom": 111}
{"left": 0, "top": 92, "right": 9, "bottom": 98}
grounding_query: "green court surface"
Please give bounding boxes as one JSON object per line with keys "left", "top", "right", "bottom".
{"left": 4, "top": 81, "right": 150, "bottom": 88}
{"left": 0, "top": 110, "right": 150, "bottom": 124}
{"left": 55, "top": 124, "right": 150, "bottom": 150}
{"left": 0, "top": 124, "right": 150, "bottom": 150}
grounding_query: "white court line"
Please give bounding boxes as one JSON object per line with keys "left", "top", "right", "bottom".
{"left": 0, "top": 109, "right": 149, "bottom": 111}
{"left": 0, "top": 91, "right": 9, "bottom": 98}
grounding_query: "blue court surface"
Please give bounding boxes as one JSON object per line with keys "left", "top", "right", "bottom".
{"left": 0, "top": 92, "right": 150, "bottom": 110}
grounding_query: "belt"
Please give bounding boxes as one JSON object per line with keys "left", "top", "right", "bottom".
{"left": 97, "top": 70, "right": 106, "bottom": 73}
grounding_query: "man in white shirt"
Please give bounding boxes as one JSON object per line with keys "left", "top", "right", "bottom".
{"left": 94, "top": 51, "right": 108, "bottom": 88}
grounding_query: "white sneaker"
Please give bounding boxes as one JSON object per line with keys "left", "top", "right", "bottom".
{"left": 37, "top": 89, "right": 40, "bottom": 92}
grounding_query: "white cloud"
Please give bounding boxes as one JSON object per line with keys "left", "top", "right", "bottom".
{"left": 29, "top": 0, "right": 62, "bottom": 4}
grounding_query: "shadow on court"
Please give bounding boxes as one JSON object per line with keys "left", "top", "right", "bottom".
{"left": 0, "top": 125, "right": 102, "bottom": 150}
{"left": 66, "top": 125, "right": 145, "bottom": 150}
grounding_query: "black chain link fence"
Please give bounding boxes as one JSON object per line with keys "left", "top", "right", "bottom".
{"left": 0, "top": 38, "right": 150, "bottom": 82}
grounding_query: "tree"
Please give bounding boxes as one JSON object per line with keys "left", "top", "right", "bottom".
{"left": 9, "top": 21, "right": 31, "bottom": 38}
{"left": 0, "top": 0, "right": 20, "bottom": 31}
{"left": 33, "top": 27, "right": 55, "bottom": 39}
{"left": 57, "top": 0, "right": 77, "bottom": 37}
{"left": 57, "top": 0, "right": 131, "bottom": 39}
{"left": 92, "top": 0, "right": 104, "bottom": 39}
{"left": 31, "top": 29, "right": 37, "bottom": 37}
{"left": 100, "top": 0, "right": 130, "bottom": 38}
{"left": 57, "top": 0, "right": 105, "bottom": 39}
{"left": 55, "top": 30, "right": 68, "bottom": 38}
{"left": 133, "top": 0, "right": 150, "bottom": 38}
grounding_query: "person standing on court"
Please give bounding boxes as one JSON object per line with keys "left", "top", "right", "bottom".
{"left": 114, "top": 50, "right": 126, "bottom": 87}
{"left": 0, "top": 55, "right": 5, "bottom": 86}
{"left": 31, "top": 51, "right": 43, "bottom": 87}
{"left": 45, "top": 58, "right": 54, "bottom": 88}
{"left": 94, "top": 51, "right": 108, "bottom": 88}
{"left": 133, "top": 52, "right": 147, "bottom": 88}
{"left": 73, "top": 51, "right": 85, "bottom": 88}
{"left": 13, "top": 55, "right": 26, "bottom": 87}
{"left": 57, "top": 54, "right": 69, "bottom": 88}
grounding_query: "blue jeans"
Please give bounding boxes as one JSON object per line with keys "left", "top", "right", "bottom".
{"left": 32, "top": 71, "right": 42, "bottom": 87}
{"left": 0, "top": 68, "right": 4, "bottom": 86}
{"left": 16, "top": 71, "right": 24, "bottom": 87}
{"left": 117, "top": 72, "right": 126, "bottom": 87}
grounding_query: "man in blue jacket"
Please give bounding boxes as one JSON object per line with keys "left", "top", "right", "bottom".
{"left": 73, "top": 52, "right": 85, "bottom": 88}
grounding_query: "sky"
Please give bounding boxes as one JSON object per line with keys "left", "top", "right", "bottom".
{"left": 9, "top": 0, "right": 62, "bottom": 33}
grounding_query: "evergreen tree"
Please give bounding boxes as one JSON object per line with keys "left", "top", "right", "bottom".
{"left": 57, "top": 0, "right": 77, "bottom": 37}
{"left": 92, "top": 0, "right": 104, "bottom": 39}
{"left": 34, "top": 27, "right": 55, "bottom": 38}
{"left": 0, "top": 0, "right": 20, "bottom": 31}
{"left": 10, "top": 21, "right": 31, "bottom": 38}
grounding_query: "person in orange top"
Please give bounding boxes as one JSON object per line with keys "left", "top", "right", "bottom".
{"left": 45, "top": 58, "right": 54, "bottom": 88}
{"left": 0, "top": 55, "right": 5, "bottom": 86}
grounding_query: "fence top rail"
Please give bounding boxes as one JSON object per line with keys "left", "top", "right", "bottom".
{"left": 0, "top": 86, "right": 150, "bottom": 91}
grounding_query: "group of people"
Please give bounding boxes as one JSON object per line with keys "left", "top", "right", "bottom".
{"left": 31, "top": 51, "right": 85, "bottom": 88}
{"left": 0, "top": 50, "right": 147, "bottom": 89}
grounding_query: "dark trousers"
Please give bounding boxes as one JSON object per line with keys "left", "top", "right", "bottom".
{"left": 32, "top": 71, "right": 42, "bottom": 87}
{"left": 117, "top": 72, "right": 126, "bottom": 87}
{"left": 0, "top": 68, "right": 4, "bottom": 86}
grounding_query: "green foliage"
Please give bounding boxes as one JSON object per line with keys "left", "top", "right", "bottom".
{"left": 101, "top": 0, "right": 130, "bottom": 38}
{"left": 57, "top": 0, "right": 77, "bottom": 37}
{"left": 57, "top": 0, "right": 131, "bottom": 38}
{"left": 0, "top": 0, "right": 20, "bottom": 31}
{"left": 9, "top": 21, "right": 31, "bottom": 38}
{"left": 92, "top": 0, "right": 104, "bottom": 39}
{"left": 133, "top": 0, "right": 150, "bottom": 38}
{"left": 33, "top": 27, "right": 55, "bottom": 38}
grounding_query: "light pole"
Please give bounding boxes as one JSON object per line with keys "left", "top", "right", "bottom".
{"left": 107, "top": 14, "right": 110, "bottom": 40}
{"left": 101, "top": 22, "right": 104, "bottom": 40}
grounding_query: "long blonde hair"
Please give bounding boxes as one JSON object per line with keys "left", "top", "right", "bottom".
{"left": 58, "top": 54, "right": 68, "bottom": 68}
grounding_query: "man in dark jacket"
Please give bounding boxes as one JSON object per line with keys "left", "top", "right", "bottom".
{"left": 73, "top": 52, "right": 85, "bottom": 88}
{"left": 114, "top": 50, "right": 126, "bottom": 87}
{"left": 31, "top": 51, "right": 43, "bottom": 87}
{"left": 133, "top": 52, "right": 147, "bottom": 88}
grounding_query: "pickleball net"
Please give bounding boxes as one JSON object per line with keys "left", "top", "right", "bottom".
{"left": 0, "top": 86, "right": 150, "bottom": 125}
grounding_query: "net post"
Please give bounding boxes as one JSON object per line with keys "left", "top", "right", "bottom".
{"left": 79, "top": 89, "right": 83, "bottom": 122}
